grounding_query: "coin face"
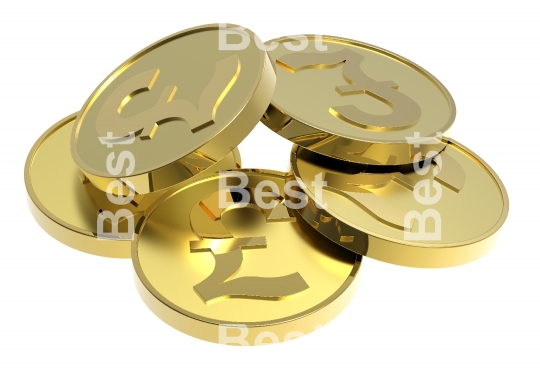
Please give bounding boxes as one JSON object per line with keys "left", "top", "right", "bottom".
{"left": 133, "top": 170, "right": 361, "bottom": 345}
{"left": 290, "top": 141, "right": 509, "bottom": 267}
{"left": 72, "top": 24, "right": 275, "bottom": 193}
{"left": 25, "top": 113, "right": 241, "bottom": 258}
{"left": 263, "top": 35, "right": 456, "bottom": 167}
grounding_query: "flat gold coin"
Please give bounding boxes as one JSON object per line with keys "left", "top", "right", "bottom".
{"left": 263, "top": 35, "right": 456, "bottom": 167}
{"left": 25, "top": 113, "right": 241, "bottom": 258}
{"left": 133, "top": 170, "right": 361, "bottom": 345}
{"left": 290, "top": 141, "right": 508, "bottom": 267}
{"left": 72, "top": 24, "right": 275, "bottom": 194}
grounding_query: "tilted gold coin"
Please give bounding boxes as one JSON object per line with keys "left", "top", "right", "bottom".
{"left": 72, "top": 24, "right": 275, "bottom": 194}
{"left": 25, "top": 113, "right": 241, "bottom": 258}
{"left": 263, "top": 35, "right": 456, "bottom": 168}
{"left": 133, "top": 170, "right": 361, "bottom": 345}
{"left": 290, "top": 141, "right": 508, "bottom": 268}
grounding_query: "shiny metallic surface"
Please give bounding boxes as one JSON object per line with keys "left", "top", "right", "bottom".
{"left": 72, "top": 24, "right": 275, "bottom": 194}
{"left": 25, "top": 113, "right": 241, "bottom": 258}
{"left": 290, "top": 141, "right": 509, "bottom": 267}
{"left": 133, "top": 169, "right": 361, "bottom": 344}
{"left": 263, "top": 35, "right": 455, "bottom": 168}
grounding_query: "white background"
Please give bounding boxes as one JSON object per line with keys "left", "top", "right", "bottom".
{"left": 1, "top": 1, "right": 538, "bottom": 375}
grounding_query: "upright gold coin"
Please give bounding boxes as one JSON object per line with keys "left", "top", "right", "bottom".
{"left": 263, "top": 35, "right": 456, "bottom": 167}
{"left": 290, "top": 141, "right": 508, "bottom": 268}
{"left": 133, "top": 170, "right": 361, "bottom": 345}
{"left": 25, "top": 113, "right": 241, "bottom": 258}
{"left": 72, "top": 24, "right": 275, "bottom": 194}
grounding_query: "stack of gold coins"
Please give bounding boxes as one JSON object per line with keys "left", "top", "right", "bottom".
{"left": 263, "top": 35, "right": 509, "bottom": 268}
{"left": 24, "top": 25, "right": 509, "bottom": 346}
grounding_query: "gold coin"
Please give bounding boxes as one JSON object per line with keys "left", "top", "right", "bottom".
{"left": 25, "top": 113, "right": 241, "bottom": 258}
{"left": 72, "top": 24, "right": 275, "bottom": 194}
{"left": 290, "top": 141, "right": 508, "bottom": 268}
{"left": 133, "top": 169, "right": 361, "bottom": 345}
{"left": 263, "top": 35, "right": 455, "bottom": 167}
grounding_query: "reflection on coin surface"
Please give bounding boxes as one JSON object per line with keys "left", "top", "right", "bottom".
{"left": 263, "top": 35, "right": 455, "bottom": 167}
{"left": 25, "top": 113, "right": 241, "bottom": 258}
{"left": 72, "top": 24, "right": 275, "bottom": 193}
{"left": 290, "top": 141, "right": 508, "bottom": 267}
{"left": 133, "top": 170, "right": 361, "bottom": 345}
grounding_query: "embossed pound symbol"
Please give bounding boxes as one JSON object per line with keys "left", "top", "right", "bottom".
{"left": 323, "top": 151, "right": 466, "bottom": 230}
{"left": 189, "top": 190, "right": 309, "bottom": 304}
{"left": 277, "top": 49, "right": 421, "bottom": 131}
{"left": 95, "top": 54, "right": 240, "bottom": 140}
